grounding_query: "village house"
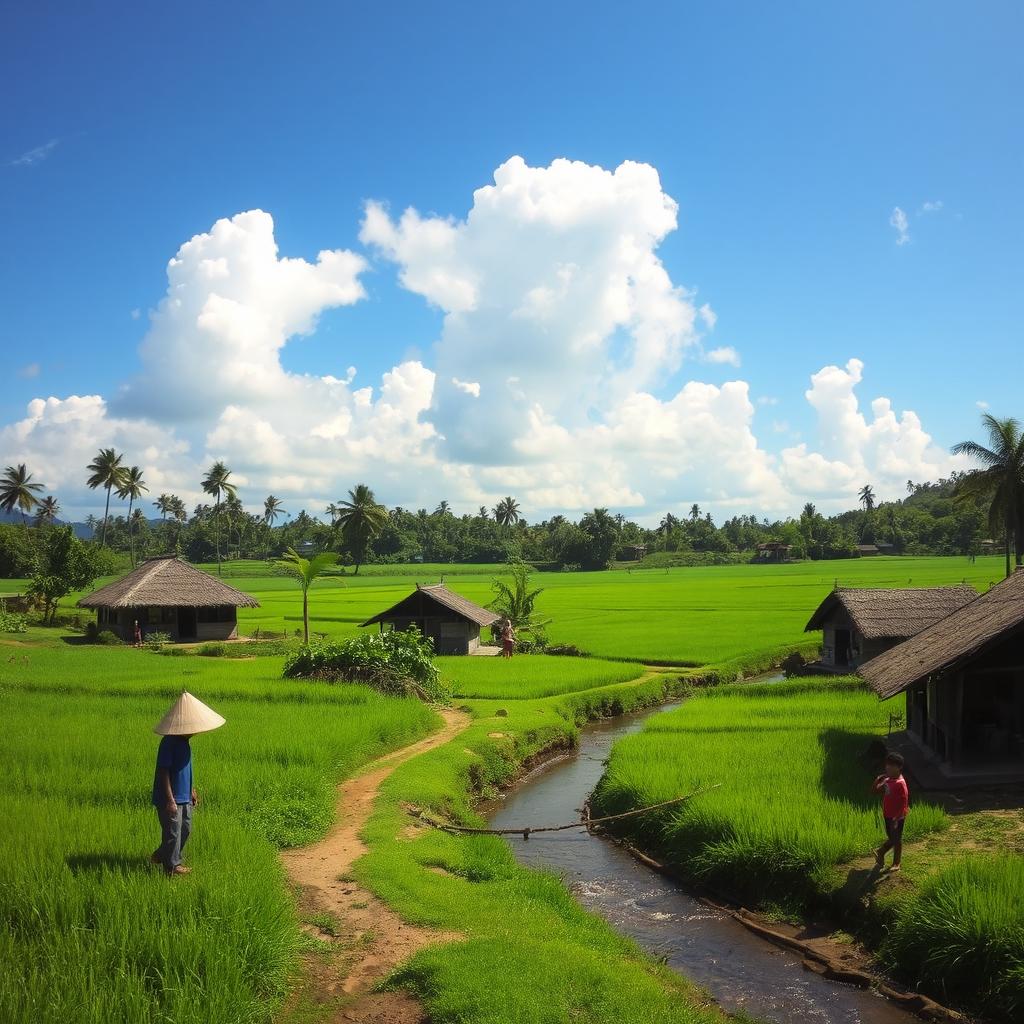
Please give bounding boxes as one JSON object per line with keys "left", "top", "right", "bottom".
{"left": 361, "top": 582, "right": 499, "bottom": 655}
{"left": 804, "top": 585, "right": 977, "bottom": 670}
{"left": 860, "top": 570, "right": 1024, "bottom": 785}
{"left": 754, "top": 542, "right": 791, "bottom": 563}
{"left": 78, "top": 555, "right": 259, "bottom": 641}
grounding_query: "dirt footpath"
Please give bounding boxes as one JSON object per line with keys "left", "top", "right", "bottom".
{"left": 281, "top": 707, "right": 471, "bottom": 1024}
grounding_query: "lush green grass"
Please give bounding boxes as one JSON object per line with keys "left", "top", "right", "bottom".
{"left": 0, "top": 644, "right": 438, "bottom": 1024}
{"left": 438, "top": 654, "right": 643, "bottom": 699}
{"left": 46, "top": 554, "right": 1003, "bottom": 664}
{"left": 880, "top": 855, "right": 1024, "bottom": 1018}
{"left": 590, "top": 678, "right": 949, "bottom": 907}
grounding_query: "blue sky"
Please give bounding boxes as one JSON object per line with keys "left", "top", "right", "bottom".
{"left": 1, "top": 2, "right": 1021, "bottom": 521}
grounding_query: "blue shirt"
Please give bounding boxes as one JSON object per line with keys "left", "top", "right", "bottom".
{"left": 152, "top": 736, "right": 193, "bottom": 805}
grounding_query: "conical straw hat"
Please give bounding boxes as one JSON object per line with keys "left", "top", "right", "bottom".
{"left": 154, "top": 691, "right": 226, "bottom": 736}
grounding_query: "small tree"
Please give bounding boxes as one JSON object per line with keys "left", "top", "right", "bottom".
{"left": 277, "top": 546, "right": 340, "bottom": 644}
{"left": 28, "top": 525, "right": 100, "bottom": 624}
{"left": 489, "top": 561, "right": 549, "bottom": 636}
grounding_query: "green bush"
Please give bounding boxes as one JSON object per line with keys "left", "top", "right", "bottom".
{"left": 284, "top": 627, "right": 448, "bottom": 702}
{"left": 0, "top": 602, "right": 27, "bottom": 634}
{"left": 198, "top": 642, "right": 227, "bottom": 657}
{"left": 95, "top": 629, "right": 122, "bottom": 646}
{"left": 143, "top": 631, "right": 171, "bottom": 651}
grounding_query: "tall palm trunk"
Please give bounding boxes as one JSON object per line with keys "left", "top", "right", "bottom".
{"left": 302, "top": 589, "right": 309, "bottom": 644}
{"left": 127, "top": 494, "right": 136, "bottom": 566}
{"left": 101, "top": 484, "right": 112, "bottom": 546}
{"left": 215, "top": 496, "right": 222, "bottom": 576}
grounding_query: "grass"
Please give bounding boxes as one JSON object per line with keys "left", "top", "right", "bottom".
{"left": 591, "top": 678, "right": 949, "bottom": 906}
{"left": 42, "top": 553, "right": 1004, "bottom": 665}
{"left": 438, "top": 653, "right": 642, "bottom": 699}
{"left": 0, "top": 644, "right": 438, "bottom": 1024}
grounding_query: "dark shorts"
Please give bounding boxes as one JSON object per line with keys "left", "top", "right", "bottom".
{"left": 884, "top": 816, "right": 905, "bottom": 842}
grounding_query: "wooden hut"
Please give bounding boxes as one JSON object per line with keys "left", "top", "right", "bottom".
{"left": 360, "top": 583, "right": 499, "bottom": 655}
{"left": 804, "top": 585, "right": 977, "bottom": 670}
{"left": 78, "top": 556, "right": 259, "bottom": 641}
{"left": 860, "top": 571, "right": 1024, "bottom": 784}
{"left": 755, "top": 542, "right": 791, "bottom": 563}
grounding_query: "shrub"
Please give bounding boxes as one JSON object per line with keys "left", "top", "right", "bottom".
{"left": 143, "top": 631, "right": 172, "bottom": 651}
{"left": 283, "top": 627, "right": 448, "bottom": 702}
{"left": 0, "top": 602, "right": 27, "bottom": 634}
{"left": 198, "top": 642, "right": 227, "bottom": 657}
{"left": 95, "top": 629, "right": 121, "bottom": 646}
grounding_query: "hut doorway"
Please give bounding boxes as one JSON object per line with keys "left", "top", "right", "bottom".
{"left": 178, "top": 607, "right": 197, "bottom": 639}
{"left": 834, "top": 628, "right": 851, "bottom": 667}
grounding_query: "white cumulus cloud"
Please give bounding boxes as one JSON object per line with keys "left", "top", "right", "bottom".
{"left": 705, "top": 346, "right": 740, "bottom": 367}
{"left": 890, "top": 206, "right": 910, "bottom": 245}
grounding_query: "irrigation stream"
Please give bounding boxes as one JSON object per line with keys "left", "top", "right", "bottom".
{"left": 487, "top": 703, "right": 910, "bottom": 1024}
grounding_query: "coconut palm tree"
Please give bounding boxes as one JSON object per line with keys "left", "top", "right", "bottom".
{"left": 116, "top": 466, "right": 148, "bottom": 566}
{"left": 84, "top": 513, "right": 99, "bottom": 537}
{"left": 659, "top": 512, "right": 680, "bottom": 534}
{"left": 434, "top": 500, "right": 451, "bottom": 516}
{"left": 277, "top": 546, "right": 340, "bottom": 644}
{"left": 264, "top": 495, "right": 285, "bottom": 526}
{"left": 34, "top": 495, "right": 60, "bottom": 525}
{"left": 201, "top": 461, "right": 237, "bottom": 575}
{"left": 86, "top": 448, "right": 125, "bottom": 547}
{"left": 489, "top": 561, "right": 549, "bottom": 633}
{"left": 953, "top": 415, "right": 1024, "bottom": 577}
{"left": 153, "top": 493, "right": 173, "bottom": 520}
{"left": 325, "top": 502, "right": 342, "bottom": 525}
{"left": 334, "top": 484, "right": 388, "bottom": 575}
{"left": 0, "top": 464, "right": 44, "bottom": 522}
{"left": 493, "top": 496, "right": 521, "bottom": 528}
{"left": 859, "top": 484, "right": 876, "bottom": 512}
{"left": 689, "top": 504, "right": 701, "bottom": 522}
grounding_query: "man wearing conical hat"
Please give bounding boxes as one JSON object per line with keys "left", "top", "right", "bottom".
{"left": 150, "top": 691, "right": 225, "bottom": 877}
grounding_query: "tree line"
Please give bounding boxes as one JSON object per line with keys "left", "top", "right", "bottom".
{"left": 2, "top": 413, "right": 1023, "bottom": 577}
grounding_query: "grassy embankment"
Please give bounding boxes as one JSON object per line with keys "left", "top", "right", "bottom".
{"left": 590, "top": 678, "right": 1024, "bottom": 1020}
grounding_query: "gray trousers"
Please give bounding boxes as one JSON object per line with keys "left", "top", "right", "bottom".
{"left": 153, "top": 802, "right": 192, "bottom": 872}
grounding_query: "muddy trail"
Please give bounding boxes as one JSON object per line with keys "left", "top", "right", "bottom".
{"left": 281, "top": 708, "right": 470, "bottom": 1024}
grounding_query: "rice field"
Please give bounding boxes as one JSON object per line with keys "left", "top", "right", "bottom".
{"left": 590, "top": 677, "right": 950, "bottom": 905}
{"left": 0, "top": 645, "right": 438, "bottom": 1024}
{"left": 439, "top": 654, "right": 642, "bottom": 699}
{"left": 57, "top": 553, "right": 1005, "bottom": 666}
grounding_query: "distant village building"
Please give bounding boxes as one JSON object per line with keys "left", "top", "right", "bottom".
{"left": 856, "top": 544, "right": 880, "bottom": 557}
{"left": 619, "top": 544, "right": 648, "bottom": 562}
{"left": 78, "top": 556, "right": 259, "bottom": 641}
{"left": 754, "top": 542, "right": 792, "bottom": 564}
{"left": 360, "top": 583, "right": 499, "bottom": 655}
{"left": 860, "top": 571, "right": 1024, "bottom": 784}
{"left": 804, "top": 585, "right": 977, "bottom": 670}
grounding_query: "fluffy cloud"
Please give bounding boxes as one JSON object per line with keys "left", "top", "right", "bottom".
{"left": 780, "top": 359, "right": 966, "bottom": 499}
{"left": 0, "top": 159, "right": 972, "bottom": 522}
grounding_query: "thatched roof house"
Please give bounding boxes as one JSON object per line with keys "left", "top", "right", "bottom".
{"left": 804, "top": 585, "right": 977, "bottom": 670}
{"left": 860, "top": 571, "right": 1024, "bottom": 783}
{"left": 79, "top": 556, "right": 259, "bottom": 642}
{"left": 361, "top": 583, "right": 499, "bottom": 655}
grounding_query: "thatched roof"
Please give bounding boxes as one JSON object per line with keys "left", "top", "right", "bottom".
{"left": 860, "top": 571, "right": 1024, "bottom": 700}
{"left": 361, "top": 583, "right": 499, "bottom": 628}
{"left": 78, "top": 556, "right": 260, "bottom": 609}
{"left": 804, "top": 585, "right": 977, "bottom": 640}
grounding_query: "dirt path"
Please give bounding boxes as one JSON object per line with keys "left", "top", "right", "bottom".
{"left": 281, "top": 707, "right": 471, "bottom": 1024}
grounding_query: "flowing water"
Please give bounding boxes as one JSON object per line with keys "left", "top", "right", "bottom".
{"left": 487, "top": 704, "right": 910, "bottom": 1024}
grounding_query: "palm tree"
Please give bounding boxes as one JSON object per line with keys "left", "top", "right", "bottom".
{"left": 859, "top": 484, "right": 876, "bottom": 512}
{"left": 659, "top": 512, "right": 680, "bottom": 534}
{"left": 84, "top": 513, "right": 99, "bottom": 537}
{"left": 263, "top": 495, "right": 286, "bottom": 559}
{"left": 34, "top": 495, "right": 60, "bottom": 525}
{"left": 489, "top": 561, "right": 549, "bottom": 633}
{"left": 689, "top": 503, "right": 701, "bottom": 522}
{"left": 0, "top": 464, "right": 44, "bottom": 522}
{"left": 224, "top": 493, "right": 244, "bottom": 560}
{"left": 325, "top": 502, "right": 342, "bottom": 525}
{"left": 953, "top": 414, "right": 1024, "bottom": 577}
{"left": 116, "top": 466, "right": 148, "bottom": 567}
{"left": 434, "top": 500, "right": 451, "bottom": 516}
{"left": 493, "top": 496, "right": 521, "bottom": 528}
{"left": 153, "top": 493, "right": 173, "bottom": 520}
{"left": 333, "top": 484, "right": 388, "bottom": 575}
{"left": 277, "top": 546, "right": 340, "bottom": 644}
{"left": 86, "top": 448, "right": 124, "bottom": 547}
{"left": 201, "top": 460, "right": 237, "bottom": 575}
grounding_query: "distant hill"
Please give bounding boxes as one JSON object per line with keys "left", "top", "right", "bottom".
{"left": 0, "top": 511, "right": 95, "bottom": 540}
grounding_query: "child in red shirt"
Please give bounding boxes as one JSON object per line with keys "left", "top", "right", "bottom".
{"left": 873, "top": 751, "right": 909, "bottom": 871}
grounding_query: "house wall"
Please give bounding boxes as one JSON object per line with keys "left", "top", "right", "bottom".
{"left": 94, "top": 606, "right": 238, "bottom": 642}
{"left": 379, "top": 614, "right": 479, "bottom": 655}
{"left": 819, "top": 612, "right": 898, "bottom": 668}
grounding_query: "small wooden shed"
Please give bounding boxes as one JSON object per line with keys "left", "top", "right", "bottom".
{"left": 804, "top": 585, "right": 977, "bottom": 670}
{"left": 860, "top": 571, "right": 1024, "bottom": 783}
{"left": 78, "top": 556, "right": 259, "bottom": 641}
{"left": 360, "top": 583, "right": 499, "bottom": 655}
{"left": 755, "top": 542, "right": 791, "bottom": 563}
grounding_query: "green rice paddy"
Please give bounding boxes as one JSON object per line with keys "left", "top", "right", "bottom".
{"left": 439, "top": 653, "right": 642, "bottom": 699}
